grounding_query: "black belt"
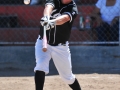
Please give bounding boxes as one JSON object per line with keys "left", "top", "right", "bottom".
{"left": 48, "top": 43, "right": 66, "bottom": 46}
{"left": 39, "top": 37, "right": 66, "bottom": 46}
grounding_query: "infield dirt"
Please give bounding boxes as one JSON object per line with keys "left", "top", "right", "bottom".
{"left": 0, "top": 74, "right": 120, "bottom": 90}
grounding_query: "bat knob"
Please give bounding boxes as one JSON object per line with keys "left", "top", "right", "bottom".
{"left": 42, "top": 48, "right": 47, "bottom": 52}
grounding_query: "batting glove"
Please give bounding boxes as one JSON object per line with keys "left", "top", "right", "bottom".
{"left": 48, "top": 20, "right": 56, "bottom": 28}
{"left": 40, "top": 16, "right": 50, "bottom": 26}
{"left": 44, "top": 20, "right": 56, "bottom": 30}
{"left": 40, "top": 16, "right": 56, "bottom": 30}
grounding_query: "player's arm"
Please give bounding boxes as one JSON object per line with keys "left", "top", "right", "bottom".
{"left": 43, "top": 0, "right": 55, "bottom": 17}
{"left": 40, "top": 0, "right": 54, "bottom": 27}
{"left": 51, "top": 4, "right": 78, "bottom": 25}
{"left": 43, "top": 4, "right": 54, "bottom": 17}
{"left": 50, "top": 15, "right": 71, "bottom": 25}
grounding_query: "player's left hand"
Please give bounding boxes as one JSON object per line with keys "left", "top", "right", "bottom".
{"left": 40, "top": 16, "right": 50, "bottom": 26}
{"left": 44, "top": 19, "right": 56, "bottom": 30}
{"left": 40, "top": 16, "right": 56, "bottom": 30}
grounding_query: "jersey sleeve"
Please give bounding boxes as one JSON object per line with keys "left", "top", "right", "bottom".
{"left": 96, "top": 0, "right": 103, "bottom": 9}
{"left": 62, "top": 4, "right": 78, "bottom": 22}
{"left": 45, "top": 0, "right": 55, "bottom": 8}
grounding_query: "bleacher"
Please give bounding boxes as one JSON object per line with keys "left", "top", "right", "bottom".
{"left": 0, "top": 0, "right": 98, "bottom": 45}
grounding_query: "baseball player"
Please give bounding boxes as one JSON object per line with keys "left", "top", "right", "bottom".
{"left": 34, "top": 0, "right": 82, "bottom": 90}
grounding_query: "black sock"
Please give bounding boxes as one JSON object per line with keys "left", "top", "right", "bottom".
{"left": 34, "top": 71, "right": 45, "bottom": 90}
{"left": 69, "top": 78, "right": 81, "bottom": 90}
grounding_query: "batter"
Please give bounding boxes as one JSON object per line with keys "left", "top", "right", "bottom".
{"left": 34, "top": 0, "right": 82, "bottom": 90}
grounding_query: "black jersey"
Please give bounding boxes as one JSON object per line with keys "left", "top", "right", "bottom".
{"left": 39, "top": 0, "right": 78, "bottom": 45}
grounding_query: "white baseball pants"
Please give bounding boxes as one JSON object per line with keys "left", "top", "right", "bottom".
{"left": 34, "top": 36, "right": 75, "bottom": 84}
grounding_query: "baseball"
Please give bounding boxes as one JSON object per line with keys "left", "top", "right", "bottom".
{"left": 42, "top": 48, "right": 47, "bottom": 52}
{"left": 24, "top": 0, "right": 30, "bottom": 5}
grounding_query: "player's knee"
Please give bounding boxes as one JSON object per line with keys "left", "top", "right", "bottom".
{"left": 61, "top": 76, "right": 75, "bottom": 84}
{"left": 34, "top": 66, "right": 49, "bottom": 74}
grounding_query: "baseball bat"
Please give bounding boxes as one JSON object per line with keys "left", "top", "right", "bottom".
{"left": 42, "top": 26, "right": 47, "bottom": 52}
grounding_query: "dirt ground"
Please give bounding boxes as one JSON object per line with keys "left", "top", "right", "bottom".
{"left": 0, "top": 74, "right": 120, "bottom": 90}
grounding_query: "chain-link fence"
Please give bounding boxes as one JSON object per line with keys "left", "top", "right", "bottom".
{"left": 0, "top": 0, "right": 119, "bottom": 46}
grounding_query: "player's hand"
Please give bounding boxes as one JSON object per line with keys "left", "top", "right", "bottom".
{"left": 40, "top": 16, "right": 56, "bottom": 30}
{"left": 45, "top": 21, "right": 56, "bottom": 31}
{"left": 48, "top": 20, "right": 56, "bottom": 28}
{"left": 45, "top": 20, "right": 56, "bottom": 30}
{"left": 40, "top": 16, "right": 50, "bottom": 26}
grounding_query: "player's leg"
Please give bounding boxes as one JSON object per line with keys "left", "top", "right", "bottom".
{"left": 69, "top": 78, "right": 81, "bottom": 90}
{"left": 34, "top": 36, "right": 51, "bottom": 90}
{"left": 35, "top": 71, "right": 45, "bottom": 90}
{"left": 51, "top": 43, "right": 81, "bottom": 90}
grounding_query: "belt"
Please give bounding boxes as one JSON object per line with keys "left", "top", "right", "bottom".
{"left": 49, "top": 43, "right": 66, "bottom": 46}
{"left": 39, "top": 37, "right": 66, "bottom": 46}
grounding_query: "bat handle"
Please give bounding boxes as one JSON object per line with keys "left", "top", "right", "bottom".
{"left": 42, "top": 26, "right": 47, "bottom": 52}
